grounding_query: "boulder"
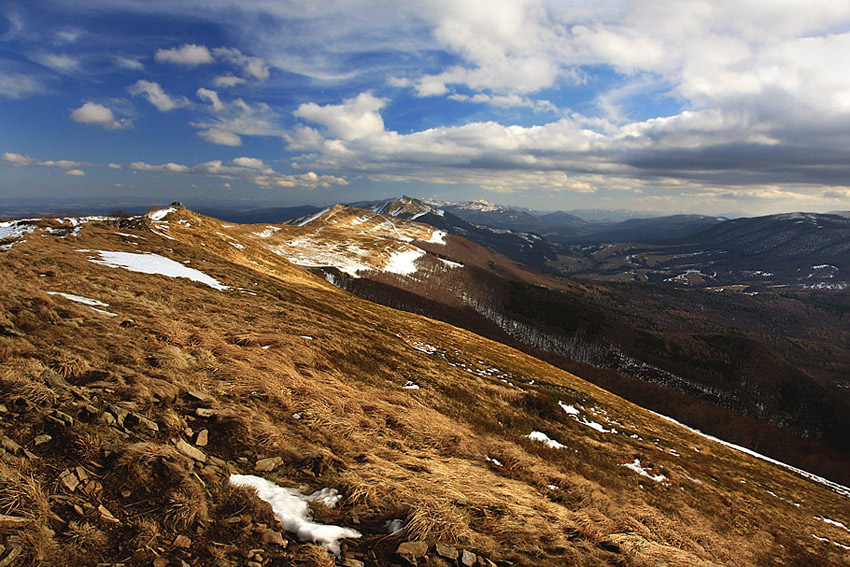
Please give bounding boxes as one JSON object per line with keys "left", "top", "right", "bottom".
{"left": 254, "top": 456, "right": 283, "bottom": 472}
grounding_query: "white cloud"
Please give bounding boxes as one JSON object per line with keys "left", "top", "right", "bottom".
{"left": 64, "top": 168, "right": 85, "bottom": 176}
{"left": 213, "top": 75, "right": 246, "bottom": 88}
{"left": 196, "top": 87, "right": 224, "bottom": 112}
{"left": 114, "top": 56, "right": 144, "bottom": 70}
{"left": 128, "top": 80, "right": 189, "bottom": 111}
{"left": 293, "top": 93, "right": 386, "bottom": 140}
{"left": 36, "top": 53, "right": 81, "bottom": 73}
{"left": 213, "top": 47, "right": 269, "bottom": 80}
{"left": 0, "top": 72, "right": 44, "bottom": 99}
{"left": 69, "top": 102, "right": 131, "bottom": 130}
{"left": 198, "top": 128, "right": 242, "bottom": 146}
{"left": 2, "top": 152, "right": 85, "bottom": 169}
{"left": 154, "top": 43, "right": 214, "bottom": 66}
{"left": 125, "top": 157, "right": 346, "bottom": 189}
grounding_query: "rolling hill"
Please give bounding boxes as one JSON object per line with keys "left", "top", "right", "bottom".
{"left": 0, "top": 206, "right": 848, "bottom": 566}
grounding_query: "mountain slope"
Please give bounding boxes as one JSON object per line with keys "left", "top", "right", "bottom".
{"left": 0, "top": 207, "right": 848, "bottom": 566}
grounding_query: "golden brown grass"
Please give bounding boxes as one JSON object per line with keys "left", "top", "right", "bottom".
{"left": 0, "top": 210, "right": 846, "bottom": 567}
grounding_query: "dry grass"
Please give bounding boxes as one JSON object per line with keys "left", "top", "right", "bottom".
{"left": 0, "top": 210, "right": 845, "bottom": 567}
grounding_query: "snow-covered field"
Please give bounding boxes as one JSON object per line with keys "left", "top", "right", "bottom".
{"left": 82, "top": 250, "right": 229, "bottom": 290}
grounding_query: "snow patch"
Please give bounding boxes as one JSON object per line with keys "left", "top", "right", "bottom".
{"left": 528, "top": 431, "right": 566, "bottom": 449}
{"left": 47, "top": 292, "right": 108, "bottom": 307}
{"left": 292, "top": 207, "right": 331, "bottom": 227}
{"left": 84, "top": 250, "right": 229, "bottom": 290}
{"left": 385, "top": 518, "right": 404, "bottom": 534}
{"left": 427, "top": 230, "right": 447, "bottom": 244}
{"left": 621, "top": 458, "right": 669, "bottom": 484}
{"left": 229, "top": 474, "right": 360, "bottom": 554}
{"left": 146, "top": 207, "right": 176, "bottom": 221}
{"left": 649, "top": 410, "right": 850, "bottom": 499}
{"left": 253, "top": 226, "right": 282, "bottom": 238}
{"left": 403, "top": 381, "right": 420, "bottom": 390}
{"left": 383, "top": 248, "right": 424, "bottom": 275}
{"left": 439, "top": 258, "right": 463, "bottom": 268}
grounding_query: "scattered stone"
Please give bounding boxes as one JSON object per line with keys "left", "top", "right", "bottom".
{"left": 254, "top": 457, "right": 283, "bottom": 472}
{"left": 75, "top": 466, "right": 90, "bottom": 482}
{"left": 461, "top": 550, "right": 477, "bottom": 567}
{"left": 137, "top": 416, "right": 160, "bottom": 433}
{"left": 208, "top": 455, "right": 226, "bottom": 467}
{"left": 0, "top": 515, "right": 30, "bottom": 529}
{"left": 172, "top": 534, "right": 191, "bottom": 549}
{"left": 152, "top": 557, "right": 168, "bottom": 567}
{"left": 110, "top": 406, "right": 129, "bottom": 427}
{"left": 0, "top": 546, "right": 22, "bottom": 567}
{"left": 435, "top": 544, "right": 459, "bottom": 560}
{"left": 260, "top": 528, "right": 286, "bottom": 547}
{"left": 187, "top": 390, "right": 215, "bottom": 404}
{"left": 175, "top": 439, "right": 206, "bottom": 463}
{"left": 83, "top": 404, "right": 99, "bottom": 416}
{"left": 0, "top": 404, "right": 7, "bottom": 413}
{"left": 397, "top": 541, "right": 429, "bottom": 563}
{"left": 195, "top": 408, "right": 216, "bottom": 418}
{"left": 52, "top": 409, "right": 74, "bottom": 425}
{"left": 247, "top": 562, "right": 262, "bottom": 567}
{"left": 237, "top": 457, "right": 249, "bottom": 465}
{"left": 59, "top": 469, "right": 80, "bottom": 492}
{"left": 342, "top": 559, "right": 365, "bottom": 567}
{"left": 101, "top": 412, "right": 117, "bottom": 426}
{"left": 33, "top": 434, "right": 52, "bottom": 446}
{"left": 0, "top": 438, "right": 21, "bottom": 455}
{"left": 195, "top": 429, "right": 208, "bottom": 447}
{"left": 82, "top": 481, "right": 104, "bottom": 498}
{"left": 98, "top": 505, "right": 120, "bottom": 524}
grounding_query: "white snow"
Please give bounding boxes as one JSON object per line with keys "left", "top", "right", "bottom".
{"left": 229, "top": 474, "right": 360, "bottom": 554}
{"left": 47, "top": 292, "right": 109, "bottom": 307}
{"left": 292, "top": 207, "right": 331, "bottom": 227}
{"left": 559, "top": 401, "right": 617, "bottom": 433}
{"left": 383, "top": 248, "right": 424, "bottom": 275}
{"left": 485, "top": 456, "right": 503, "bottom": 467}
{"left": 621, "top": 458, "right": 669, "bottom": 484}
{"left": 0, "top": 221, "right": 37, "bottom": 241}
{"left": 403, "top": 381, "right": 420, "bottom": 390}
{"left": 817, "top": 516, "right": 849, "bottom": 532}
{"left": 385, "top": 518, "right": 404, "bottom": 534}
{"left": 649, "top": 410, "right": 850, "bottom": 499}
{"left": 439, "top": 258, "right": 463, "bottom": 268}
{"left": 528, "top": 431, "right": 566, "bottom": 449}
{"left": 84, "top": 250, "right": 229, "bottom": 290}
{"left": 91, "top": 307, "right": 118, "bottom": 317}
{"left": 300, "top": 335, "right": 314, "bottom": 340}
{"left": 305, "top": 487, "right": 343, "bottom": 508}
{"left": 146, "top": 207, "right": 176, "bottom": 221}
{"left": 427, "top": 230, "right": 447, "bottom": 244}
{"left": 558, "top": 402, "right": 581, "bottom": 415}
{"left": 229, "top": 241, "right": 246, "bottom": 249}
{"left": 253, "top": 226, "right": 282, "bottom": 238}
{"left": 292, "top": 413, "right": 302, "bottom": 420}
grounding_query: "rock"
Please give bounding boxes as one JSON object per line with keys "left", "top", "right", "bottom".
{"left": 33, "top": 434, "right": 52, "bottom": 446}
{"left": 0, "top": 438, "right": 21, "bottom": 455}
{"left": 195, "top": 429, "right": 208, "bottom": 447}
{"left": 254, "top": 457, "right": 283, "bottom": 472}
{"left": 172, "top": 534, "right": 192, "bottom": 549}
{"left": 208, "top": 455, "right": 226, "bottom": 467}
{"left": 175, "top": 439, "right": 206, "bottom": 463}
{"left": 75, "top": 466, "right": 90, "bottom": 482}
{"left": 461, "top": 550, "right": 477, "bottom": 567}
{"left": 0, "top": 515, "right": 31, "bottom": 529}
{"left": 59, "top": 469, "right": 80, "bottom": 492}
{"left": 0, "top": 546, "right": 22, "bottom": 567}
{"left": 98, "top": 505, "right": 120, "bottom": 524}
{"left": 397, "top": 541, "right": 429, "bottom": 562}
{"left": 195, "top": 408, "right": 216, "bottom": 418}
{"left": 435, "top": 543, "right": 459, "bottom": 560}
{"left": 110, "top": 405, "right": 129, "bottom": 427}
{"left": 152, "top": 557, "right": 168, "bottom": 567}
{"left": 342, "top": 559, "right": 365, "bottom": 567}
{"left": 247, "top": 562, "right": 262, "bottom": 567}
{"left": 101, "top": 412, "right": 117, "bottom": 426}
{"left": 187, "top": 390, "right": 216, "bottom": 403}
{"left": 137, "top": 416, "right": 160, "bottom": 432}
{"left": 261, "top": 528, "right": 286, "bottom": 547}
{"left": 52, "top": 409, "right": 74, "bottom": 425}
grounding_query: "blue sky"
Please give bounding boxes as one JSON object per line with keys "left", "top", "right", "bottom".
{"left": 3, "top": 0, "right": 850, "bottom": 215}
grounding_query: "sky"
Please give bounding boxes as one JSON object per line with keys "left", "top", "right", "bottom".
{"left": 2, "top": 0, "right": 850, "bottom": 216}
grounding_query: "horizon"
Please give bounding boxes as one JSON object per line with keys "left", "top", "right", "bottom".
{"left": 3, "top": 2, "right": 850, "bottom": 216}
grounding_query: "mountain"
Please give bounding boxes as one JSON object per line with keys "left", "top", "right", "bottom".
{"left": 1, "top": 206, "right": 849, "bottom": 566}
{"left": 193, "top": 205, "right": 321, "bottom": 224}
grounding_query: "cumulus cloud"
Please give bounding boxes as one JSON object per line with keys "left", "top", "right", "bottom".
{"left": 1, "top": 152, "right": 85, "bottom": 170}
{"left": 128, "top": 80, "right": 189, "bottom": 111}
{"left": 192, "top": 95, "right": 280, "bottom": 146}
{"left": 154, "top": 43, "right": 214, "bottom": 66}
{"left": 69, "top": 102, "right": 131, "bottom": 129}
{"left": 293, "top": 93, "right": 386, "bottom": 140}
{"left": 213, "top": 47, "right": 269, "bottom": 80}
{"left": 126, "top": 157, "right": 346, "bottom": 189}
{"left": 36, "top": 53, "right": 81, "bottom": 73}
{"left": 198, "top": 128, "right": 242, "bottom": 146}
{"left": 196, "top": 87, "right": 224, "bottom": 112}
{"left": 64, "top": 168, "right": 85, "bottom": 176}
{"left": 213, "top": 75, "right": 246, "bottom": 88}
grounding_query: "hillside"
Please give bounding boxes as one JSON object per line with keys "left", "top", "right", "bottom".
{"left": 0, "top": 207, "right": 848, "bottom": 567}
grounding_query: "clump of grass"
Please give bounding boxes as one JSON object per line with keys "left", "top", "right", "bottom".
{"left": 129, "top": 518, "right": 161, "bottom": 550}
{"left": 64, "top": 521, "right": 108, "bottom": 551}
{"left": 152, "top": 345, "right": 193, "bottom": 370}
{"left": 293, "top": 544, "right": 335, "bottom": 567}
{"left": 165, "top": 483, "right": 210, "bottom": 530}
{"left": 51, "top": 350, "right": 90, "bottom": 379}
